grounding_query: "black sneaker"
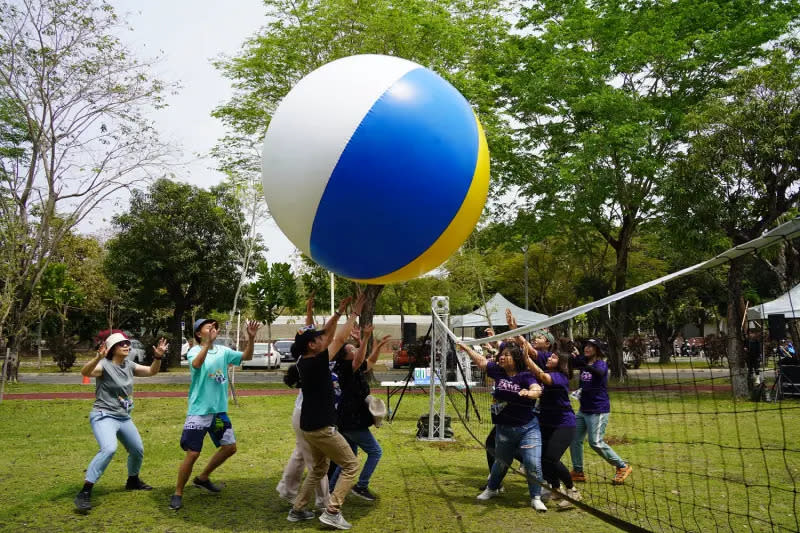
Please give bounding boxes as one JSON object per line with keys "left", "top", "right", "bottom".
{"left": 74, "top": 491, "right": 91, "bottom": 513}
{"left": 350, "top": 485, "right": 377, "bottom": 501}
{"left": 193, "top": 476, "right": 222, "bottom": 493}
{"left": 287, "top": 508, "right": 315, "bottom": 522}
{"left": 169, "top": 494, "right": 182, "bottom": 510}
{"left": 125, "top": 477, "right": 153, "bottom": 490}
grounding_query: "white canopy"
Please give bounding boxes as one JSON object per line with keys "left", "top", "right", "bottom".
{"left": 747, "top": 284, "right": 800, "bottom": 320}
{"left": 450, "top": 293, "right": 549, "bottom": 328}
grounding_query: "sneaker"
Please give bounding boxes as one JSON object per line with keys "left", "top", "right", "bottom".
{"left": 557, "top": 488, "right": 582, "bottom": 509}
{"left": 570, "top": 470, "right": 586, "bottom": 482}
{"left": 169, "top": 494, "right": 182, "bottom": 510}
{"left": 319, "top": 510, "right": 352, "bottom": 530}
{"left": 74, "top": 491, "right": 91, "bottom": 513}
{"left": 613, "top": 465, "right": 632, "bottom": 485}
{"left": 193, "top": 476, "right": 222, "bottom": 493}
{"left": 540, "top": 487, "right": 552, "bottom": 503}
{"left": 531, "top": 496, "right": 547, "bottom": 512}
{"left": 476, "top": 487, "right": 499, "bottom": 501}
{"left": 287, "top": 508, "right": 315, "bottom": 522}
{"left": 351, "top": 485, "right": 377, "bottom": 501}
{"left": 125, "top": 477, "right": 153, "bottom": 490}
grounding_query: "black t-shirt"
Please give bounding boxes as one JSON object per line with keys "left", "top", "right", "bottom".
{"left": 335, "top": 360, "right": 373, "bottom": 430}
{"left": 298, "top": 349, "right": 337, "bottom": 431}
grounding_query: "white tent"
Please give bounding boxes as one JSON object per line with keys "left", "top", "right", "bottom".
{"left": 747, "top": 284, "right": 800, "bottom": 320}
{"left": 450, "top": 293, "right": 549, "bottom": 328}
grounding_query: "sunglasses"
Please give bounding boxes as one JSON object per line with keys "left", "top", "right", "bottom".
{"left": 117, "top": 341, "right": 131, "bottom": 347}
{"left": 297, "top": 324, "right": 317, "bottom": 335}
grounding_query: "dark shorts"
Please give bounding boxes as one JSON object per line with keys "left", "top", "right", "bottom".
{"left": 180, "top": 412, "right": 235, "bottom": 452}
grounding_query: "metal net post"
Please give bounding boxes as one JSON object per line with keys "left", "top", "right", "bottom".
{"left": 421, "top": 296, "right": 452, "bottom": 441}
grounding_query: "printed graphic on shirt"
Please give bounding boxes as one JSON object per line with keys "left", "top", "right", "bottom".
{"left": 209, "top": 369, "right": 227, "bottom": 384}
{"left": 118, "top": 395, "right": 133, "bottom": 412}
{"left": 580, "top": 370, "right": 593, "bottom": 382}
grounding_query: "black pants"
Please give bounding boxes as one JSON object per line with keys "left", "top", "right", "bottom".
{"left": 540, "top": 425, "right": 575, "bottom": 490}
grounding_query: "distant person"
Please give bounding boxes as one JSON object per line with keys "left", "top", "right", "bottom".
{"left": 570, "top": 339, "right": 632, "bottom": 485}
{"left": 169, "top": 318, "right": 259, "bottom": 511}
{"left": 74, "top": 333, "right": 168, "bottom": 513}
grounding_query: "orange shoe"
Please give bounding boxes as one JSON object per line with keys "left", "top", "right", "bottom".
{"left": 613, "top": 465, "right": 632, "bottom": 485}
{"left": 570, "top": 470, "right": 586, "bottom": 482}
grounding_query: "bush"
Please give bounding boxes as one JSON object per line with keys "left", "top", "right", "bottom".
{"left": 704, "top": 334, "right": 727, "bottom": 367}
{"left": 47, "top": 333, "right": 79, "bottom": 372}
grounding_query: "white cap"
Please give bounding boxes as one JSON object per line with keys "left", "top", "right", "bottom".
{"left": 105, "top": 333, "right": 129, "bottom": 352}
{"left": 365, "top": 394, "right": 387, "bottom": 428}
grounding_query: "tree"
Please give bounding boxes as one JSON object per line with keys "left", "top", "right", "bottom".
{"left": 502, "top": 0, "right": 800, "bottom": 377}
{"left": 213, "top": 0, "right": 513, "bottom": 326}
{"left": 249, "top": 261, "right": 298, "bottom": 340}
{"left": 0, "top": 0, "right": 172, "bottom": 352}
{"left": 667, "top": 45, "right": 800, "bottom": 396}
{"left": 105, "top": 178, "right": 248, "bottom": 367}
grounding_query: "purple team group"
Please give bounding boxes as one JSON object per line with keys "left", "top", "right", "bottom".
{"left": 72, "top": 294, "right": 631, "bottom": 530}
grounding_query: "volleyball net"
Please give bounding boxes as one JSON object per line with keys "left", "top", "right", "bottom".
{"left": 423, "top": 217, "right": 800, "bottom": 533}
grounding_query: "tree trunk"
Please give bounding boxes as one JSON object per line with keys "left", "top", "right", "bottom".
{"left": 359, "top": 284, "right": 384, "bottom": 383}
{"left": 726, "top": 259, "right": 749, "bottom": 397}
{"left": 654, "top": 321, "right": 673, "bottom": 364}
{"left": 167, "top": 305, "right": 185, "bottom": 369}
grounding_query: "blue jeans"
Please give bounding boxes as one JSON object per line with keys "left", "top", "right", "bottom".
{"left": 328, "top": 428, "right": 382, "bottom": 490}
{"left": 488, "top": 417, "right": 543, "bottom": 498}
{"left": 570, "top": 411, "right": 625, "bottom": 471}
{"left": 85, "top": 410, "right": 144, "bottom": 483}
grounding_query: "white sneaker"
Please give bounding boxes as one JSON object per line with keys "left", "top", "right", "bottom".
{"left": 319, "top": 510, "right": 352, "bottom": 530}
{"left": 557, "top": 488, "right": 582, "bottom": 509}
{"left": 531, "top": 496, "right": 547, "bottom": 512}
{"left": 477, "top": 487, "right": 499, "bottom": 501}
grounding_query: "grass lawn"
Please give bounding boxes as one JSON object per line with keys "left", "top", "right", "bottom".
{"left": 0, "top": 392, "right": 617, "bottom": 533}
{"left": 1, "top": 385, "right": 798, "bottom": 533}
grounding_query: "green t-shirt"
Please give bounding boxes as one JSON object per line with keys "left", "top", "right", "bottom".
{"left": 186, "top": 345, "right": 243, "bottom": 415}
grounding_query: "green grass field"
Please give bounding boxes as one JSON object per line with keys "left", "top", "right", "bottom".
{"left": 0, "top": 384, "right": 798, "bottom": 533}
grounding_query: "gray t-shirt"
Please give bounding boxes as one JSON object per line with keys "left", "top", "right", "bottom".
{"left": 93, "top": 358, "right": 136, "bottom": 417}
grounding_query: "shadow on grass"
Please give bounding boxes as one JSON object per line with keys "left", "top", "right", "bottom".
{"left": 143, "top": 474, "right": 374, "bottom": 530}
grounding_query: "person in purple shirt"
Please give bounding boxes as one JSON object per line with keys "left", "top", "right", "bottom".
{"left": 524, "top": 350, "right": 582, "bottom": 508}
{"left": 458, "top": 341, "right": 548, "bottom": 512}
{"left": 570, "top": 339, "right": 633, "bottom": 485}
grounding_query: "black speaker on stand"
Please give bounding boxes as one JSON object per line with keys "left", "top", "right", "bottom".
{"left": 768, "top": 314, "right": 787, "bottom": 340}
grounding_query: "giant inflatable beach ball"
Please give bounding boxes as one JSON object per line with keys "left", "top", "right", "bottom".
{"left": 261, "top": 54, "right": 489, "bottom": 283}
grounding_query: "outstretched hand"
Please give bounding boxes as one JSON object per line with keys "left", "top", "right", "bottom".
{"left": 153, "top": 338, "right": 168, "bottom": 358}
{"left": 246, "top": 320, "right": 261, "bottom": 340}
{"left": 505, "top": 308, "right": 518, "bottom": 329}
{"left": 352, "top": 292, "right": 367, "bottom": 315}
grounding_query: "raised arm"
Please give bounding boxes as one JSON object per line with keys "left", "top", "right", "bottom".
{"left": 457, "top": 342, "right": 488, "bottom": 371}
{"left": 134, "top": 338, "right": 167, "bottom": 377}
{"left": 366, "top": 334, "right": 392, "bottom": 371}
{"left": 81, "top": 344, "right": 107, "bottom": 377}
{"left": 323, "top": 296, "right": 351, "bottom": 338}
{"left": 192, "top": 328, "right": 217, "bottom": 369}
{"left": 525, "top": 352, "right": 552, "bottom": 385}
{"left": 240, "top": 320, "right": 260, "bottom": 362}
{"left": 328, "top": 293, "right": 365, "bottom": 359}
{"left": 352, "top": 324, "right": 373, "bottom": 370}
{"left": 304, "top": 293, "right": 315, "bottom": 327}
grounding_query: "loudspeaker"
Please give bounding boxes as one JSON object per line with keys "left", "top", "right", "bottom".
{"left": 402, "top": 322, "right": 417, "bottom": 346}
{"left": 768, "top": 314, "right": 787, "bottom": 339}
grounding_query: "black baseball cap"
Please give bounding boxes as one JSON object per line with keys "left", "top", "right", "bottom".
{"left": 293, "top": 325, "right": 325, "bottom": 356}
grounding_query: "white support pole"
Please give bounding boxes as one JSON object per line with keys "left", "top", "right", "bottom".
{"left": 420, "top": 296, "right": 452, "bottom": 441}
{"left": 330, "top": 272, "right": 335, "bottom": 317}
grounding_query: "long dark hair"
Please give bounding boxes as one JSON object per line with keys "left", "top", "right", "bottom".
{"left": 554, "top": 352, "right": 572, "bottom": 380}
{"left": 284, "top": 364, "right": 301, "bottom": 388}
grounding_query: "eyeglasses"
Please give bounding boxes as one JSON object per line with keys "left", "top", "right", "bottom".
{"left": 297, "top": 325, "right": 317, "bottom": 335}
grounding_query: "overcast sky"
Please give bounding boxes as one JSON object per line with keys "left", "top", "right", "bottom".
{"left": 102, "top": 0, "right": 297, "bottom": 264}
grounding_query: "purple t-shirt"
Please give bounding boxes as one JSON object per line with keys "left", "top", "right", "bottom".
{"left": 486, "top": 361, "right": 538, "bottom": 426}
{"left": 538, "top": 372, "right": 576, "bottom": 428}
{"left": 575, "top": 356, "right": 610, "bottom": 414}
